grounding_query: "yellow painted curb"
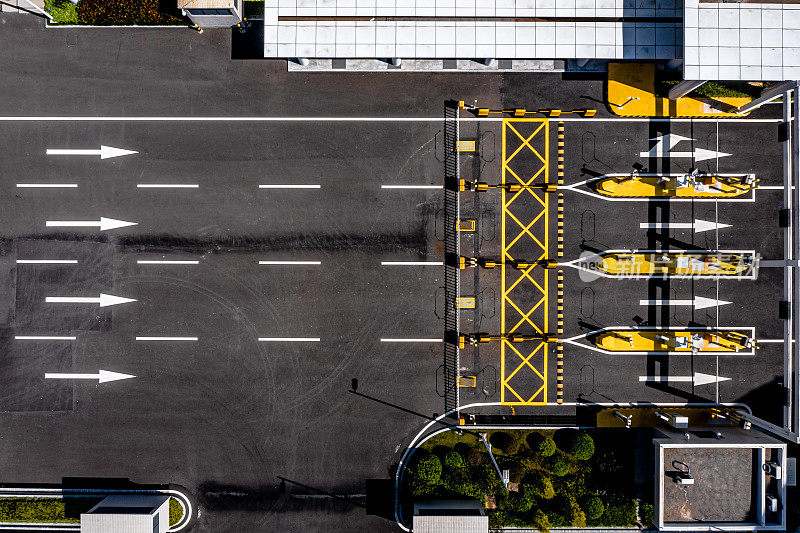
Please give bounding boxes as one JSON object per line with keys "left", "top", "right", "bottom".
{"left": 607, "top": 63, "right": 751, "bottom": 118}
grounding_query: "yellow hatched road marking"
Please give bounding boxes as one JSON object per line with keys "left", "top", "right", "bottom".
{"left": 502, "top": 118, "right": 549, "bottom": 406}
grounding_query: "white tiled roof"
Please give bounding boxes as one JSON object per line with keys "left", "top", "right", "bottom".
{"left": 265, "top": 0, "right": 682, "bottom": 59}
{"left": 683, "top": 0, "right": 800, "bottom": 80}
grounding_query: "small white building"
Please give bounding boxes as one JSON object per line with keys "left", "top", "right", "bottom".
{"left": 80, "top": 494, "right": 170, "bottom": 533}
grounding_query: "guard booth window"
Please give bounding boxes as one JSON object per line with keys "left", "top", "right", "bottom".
{"left": 188, "top": 8, "right": 232, "bottom": 15}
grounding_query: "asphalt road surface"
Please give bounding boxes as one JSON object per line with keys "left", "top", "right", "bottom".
{"left": 0, "top": 11, "right": 788, "bottom": 533}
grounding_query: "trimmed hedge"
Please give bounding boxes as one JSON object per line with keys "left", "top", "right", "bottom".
{"left": 77, "top": 0, "right": 183, "bottom": 25}
{"left": 568, "top": 432, "right": 595, "bottom": 461}
{"left": 0, "top": 498, "right": 99, "bottom": 523}
{"left": 44, "top": 0, "right": 78, "bottom": 24}
{"left": 169, "top": 497, "right": 184, "bottom": 527}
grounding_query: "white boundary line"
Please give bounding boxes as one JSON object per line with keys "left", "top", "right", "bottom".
{"left": 15, "top": 336, "right": 76, "bottom": 340}
{"left": 258, "top": 337, "right": 320, "bottom": 342}
{"left": 562, "top": 177, "right": 758, "bottom": 203}
{"left": 137, "top": 260, "right": 199, "bottom": 265}
{"left": 258, "top": 184, "right": 321, "bottom": 189}
{"left": 562, "top": 325, "right": 757, "bottom": 356}
{"left": 380, "top": 338, "right": 442, "bottom": 342}
{"left": 381, "top": 185, "right": 443, "bottom": 189}
{"left": 381, "top": 261, "right": 443, "bottom": 266}
{"left": 258, "top": 260, "right": 321, "bottom": 265}
{"left": 135, "top": 336, "right": 198, "bottom": 341}
{"left": 16, "top": 259, "right": 77, "bottom": 264}
{"left": 0, "top": 487, "right": 194, "bottom": 532}
{"left": 16, "top": 184, "right": 78, "bottom": 188}
{"left": 0, "top": 116, "right": 783, "bottom": 123}
{"left": 136, "top": 184, "right": 199, "bottom": 189}
{"left": 560, "top": 248, "right": 758, "bottom": 279}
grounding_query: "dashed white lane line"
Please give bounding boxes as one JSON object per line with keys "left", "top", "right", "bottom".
{"left": 259, "top": 184, "right": 321, "bottom": 189}
{"left": 259, "top": 260, "right": 321, "bottom": 265}
{"left": 258, "top": 337, "right": 320, "bottom": 342}
{"left": 137, "top": 260, "right": 199, "bottom": 265}
{"left": 381, "top": 261, "right": 443, "bottom": 266}
{"left": 15, "top": 335, "right": 76, "bottom": 340}
{"left": 381, "top": 185, "right": 443, "bottom": 190}
{"left": 16, "top": 259, "right": 78, "bottom": 264}
{"left": 137, "top": 184, "right": 199, "bottom": 188}
{"left": 16, "top": 183, "right": 78, "bottom": 188}
{"left": 757, "top": 339, "right": 792, "bottom": 343}
{"left": 381, "top": 338, "right": 442, "bottom": 342}
{"left": 135, "top": 336, "right": 198, "bottom": 341}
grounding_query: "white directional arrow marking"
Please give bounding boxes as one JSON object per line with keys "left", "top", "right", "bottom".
{"left": 46, "top": 145, "right": 138, "bottom": 160}
{"left": 639, "top": 296, "right": 731, "bottom": 310}
{"left": 45, "top": 369, "right": 136, "bottom": 383}
{"left": 640, "top": 135, "right": 731, "bottom": 161}
{"left": 639, "top": 219, "right": 732, "bottom": 233}
{"left": 46, "top": 293, "right": 137, "bottom": 307}
{"left": 639, "top": 372, "right": 731, "bottom": 386}
{"left": 46, "top": 217, "right": 138, "bottom": 231}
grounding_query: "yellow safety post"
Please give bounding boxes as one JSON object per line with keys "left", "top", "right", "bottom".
{"left": 582, "top": 109, "right": 597, "bottom": 117}
{"left": 512, "top": 108, "right": 526, "bottom": 117}
{"left": 477, "top": 108, "right": 490, "bottom": 117}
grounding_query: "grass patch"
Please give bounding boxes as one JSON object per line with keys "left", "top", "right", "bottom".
{"left": 656, "top": 80, "right": 773, "bottom": 99}
{"left": 44, "top": 0, "right": 79, "bottom": 24}
{"left": 0, "top": 497, "right": 100, "bottom": 524}
{"left": 169, "top": 497, "right": 184, "bottom": 527}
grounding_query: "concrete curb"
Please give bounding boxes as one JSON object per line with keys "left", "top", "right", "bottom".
{"left": 0, "top": 487, "right": 194, "bottom": 532}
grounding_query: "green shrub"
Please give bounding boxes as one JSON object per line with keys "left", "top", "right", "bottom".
{"left": 490, "top": 431, "right": 522, "bottom": 454}
{"left": 528, "top": 471, "right": 555, "bottom": 500}
{"left": 584, "top": 496, "right": 604, "bottom": 520}
{"left": 568, "top": 432, "right": 595, "bottom": 460}
{"left": 594, "top": 449, "right": 623, "bottom": 473}
{"left": 169, "top": 498, "right": 184, "bottom": 527}
{"left": 443, "top": 450, "right": 464, "bottom": 471}
{"left": 410, "top": 453, "right": 442, "bottom": 486}
{"left": 640, "top": 501, "right": 655, "bottom": 527}
{"left": 77, "top": 0, "right": 183, "bottom": 25}
{"left": 590, "top": 496, "right": 638, "bottom": 527}
{"left": 552, "top": 469, "right": 587, "bottom": 498}
{"left": 530, "top": 508, "right": 552, "bottom": 533}
{"left": 537, "top": 437, "right": 557, "bottom": 457}
{"left": 44, "top": 0, "right": 78, "bottom": 24}
{"left": 548, "top": 454, "right": 569, "bottom": 477}
{"left": 507, "top": 484, "right": 534, "bottom": 513}
{"left": 547, "top": 496, "right": 586, "bottom": 527}
{"left": 463, "top": 447, "right": 485, "bottom": 468}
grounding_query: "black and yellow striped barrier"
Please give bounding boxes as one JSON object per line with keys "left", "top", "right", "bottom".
{"left": 458, "top": 333, "right": 559, "bottom": 349}
{"left": 556, "top": 269, "right": 564, "bottom": 404}
{"left": 459, "top": 179, "right": 557, "bottom": 193}
{"left": 458, "top": 101, "right": 596, "bottom": 118}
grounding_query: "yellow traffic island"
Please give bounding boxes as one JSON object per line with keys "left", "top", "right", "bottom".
{"left": 593, "top": 172, "right": 757, "bottom": 199}
{"left": 607, "top": 63, "right": 751, "bottom": 118}
{"left": 568, "top": 249, "right": 757, "bottom": 279}
{"left": 590, "top": 328, "right": 755, "bottom": 355}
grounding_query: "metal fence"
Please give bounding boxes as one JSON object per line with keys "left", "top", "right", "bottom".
{"left": 442, "top": 103, "right": 461, "bottom": 417}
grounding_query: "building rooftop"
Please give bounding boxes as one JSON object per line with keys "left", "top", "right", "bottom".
{"left": 683, "top": 0, "right": 800, "bottom": 80}
{"left": 662, "top": 446, "right": 756, "bottom": 523}
{"left": 264, "top": 0, "right": 682, "bottom": 60}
